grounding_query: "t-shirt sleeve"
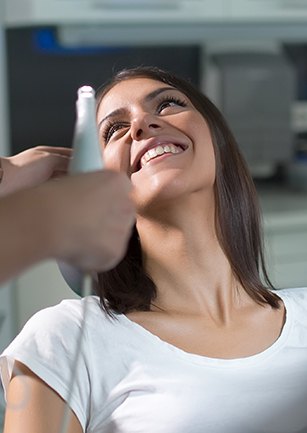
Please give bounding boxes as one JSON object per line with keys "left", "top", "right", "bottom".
{"left": 278, "top": 286, "right": 307, "bottom": 329}
{"left": 0, "top": 299, "right": 91, "bottom": 432}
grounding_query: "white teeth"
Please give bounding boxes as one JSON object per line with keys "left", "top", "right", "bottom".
{"left": 155, "top": 146, "right": 164, "bottom": 155}
{"left": 148, "top": 149, "right": 156, "bottom": 158}
{"left": 140, "top": 143, "right": 182, "bottom": 168}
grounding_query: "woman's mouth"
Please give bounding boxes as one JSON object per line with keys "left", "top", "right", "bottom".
{"left": 135, "top": 143, "right": 185, "bottom": 172}
{"left": 141, "top": 143, "right": 183, "bottom": 167}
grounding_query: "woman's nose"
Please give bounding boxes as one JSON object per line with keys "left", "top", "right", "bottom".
{"left": 130, "top": 113, "right": 161, "bottom": 140}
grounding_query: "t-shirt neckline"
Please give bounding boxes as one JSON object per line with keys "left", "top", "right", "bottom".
{"left": 118, "top": 290, "right": 292, "bottom": 367}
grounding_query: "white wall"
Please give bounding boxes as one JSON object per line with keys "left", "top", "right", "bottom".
{"left": 15, "top": 261, "right": 79, "bottom": 330}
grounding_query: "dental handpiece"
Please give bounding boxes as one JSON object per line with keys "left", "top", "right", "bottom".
{"left": 58, "top": 86, "right": 104, "bottom": 295}
{"left": 58, "top": 86, "right": 103, "bottom": 433}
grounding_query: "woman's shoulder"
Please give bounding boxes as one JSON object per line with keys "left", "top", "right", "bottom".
{"left": 274, "top": 286, "right": 307, "bottom": 319}
{"left": 24, "top": 295, "right": 107, "bottom": 329}
{"left": 275, "top": 286, "right": 307, "bottom": 300}
{"left": 0, "top": 296, "right": 121, "bottom": 432}
{"left": 3, "top": 296, "right": 121, "bottom": 355}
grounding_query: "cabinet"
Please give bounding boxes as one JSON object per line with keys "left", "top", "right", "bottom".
{"left": 229, "top": 0, "right": 307, "bottom": 21}
{"left": 4, "top": 0, "right": 227, "bottom": 26}
{"left": 5, "top": 0, "right": 307, "bottom": 27}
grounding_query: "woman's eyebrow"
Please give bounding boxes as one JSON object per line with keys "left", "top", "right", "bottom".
{"left": 98, "top": 86, "right": 177, "bottom": 128}
{"left": 98, "top": 107, "right": 127, "bottom": 129}
{"left": 144, "top": 86, "right": 177, "bottom": 102}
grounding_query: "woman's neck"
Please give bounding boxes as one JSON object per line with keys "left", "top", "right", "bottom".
{"left": 136, "top": 203, "right": 250, "bottom": 322}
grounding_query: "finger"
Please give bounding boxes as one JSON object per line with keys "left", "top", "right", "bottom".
{"left": 50, "top": 170, "right": 69, "bottom": 179}
{"left": 35, "top": 146, "right": 73, "bottom": 156}
{"left": 46, "top": 154, "right": 72, "bottom": 173}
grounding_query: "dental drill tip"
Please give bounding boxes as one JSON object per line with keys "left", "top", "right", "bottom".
{"left": 78, "top": 86, "right": 95, "bottom": 97}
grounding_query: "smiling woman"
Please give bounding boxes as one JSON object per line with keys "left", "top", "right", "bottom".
{"left": 1, "top": 66, "right": 307, "bottom": 433}
{"left": 95, "top": 66, "right": 278, "bottom": 314}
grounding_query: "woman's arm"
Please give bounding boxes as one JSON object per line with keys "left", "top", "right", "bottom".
{"left": 3, "top": 361, "right": 83, "bottom": 433}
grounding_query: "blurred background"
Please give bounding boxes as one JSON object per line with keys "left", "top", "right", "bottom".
{"left": 1, "top": 0, "right": 307, "bottom": 427}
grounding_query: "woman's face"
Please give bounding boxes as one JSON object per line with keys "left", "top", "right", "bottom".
{"left": 97, "top": 77, "right": 216, "bottom": 213}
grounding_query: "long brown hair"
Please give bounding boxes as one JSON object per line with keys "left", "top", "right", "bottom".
{"left": 95, "top": 66, "right": 280, "bottom": 315}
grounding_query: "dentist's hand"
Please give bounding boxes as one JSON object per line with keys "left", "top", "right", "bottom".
{"left": 0, "top": 170, "right": 135, "bottom": 284}
{"left": 0, "top": 146, "right": 72, "bottom": 197}
{"left": 43, "top": 170, "right": 135, "bottom": 271}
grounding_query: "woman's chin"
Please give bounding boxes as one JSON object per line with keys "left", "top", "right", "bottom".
{"left": 134, "top": 180, "right": 190, "bottom": 216}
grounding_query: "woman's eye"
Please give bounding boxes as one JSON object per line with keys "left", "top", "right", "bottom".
{"left": 103, "top": 122, "right": 128, "bottom": 143}
{"left": 157, "top": 97, "right": 187, "bottom": 114}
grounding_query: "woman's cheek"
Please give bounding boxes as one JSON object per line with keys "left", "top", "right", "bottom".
{"left": 103, "top": 144, "right": 131, "bottom": 174}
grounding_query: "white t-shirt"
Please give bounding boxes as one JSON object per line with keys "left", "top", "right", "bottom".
{"left": 1, "top": 287, "right": 307, "bottom": 433}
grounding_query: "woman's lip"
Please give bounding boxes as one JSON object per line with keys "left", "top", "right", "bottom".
{"left": 134, "top": 147, "right": 185, "bottom": 173}
{"left": 142, "top": 145, "right": 183, "bottom": 168}
{"left": 132, "top": 141, "right": 188, "bottom": 173}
